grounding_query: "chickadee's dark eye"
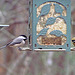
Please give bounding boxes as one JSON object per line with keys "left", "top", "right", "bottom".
{"left": 23, "top": 39, "right": 27, "bottom": 41}
{"left": 23, "top": 39, "right": 25, "bottom": 41}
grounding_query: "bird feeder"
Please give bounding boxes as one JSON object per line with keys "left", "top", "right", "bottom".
{"left": 29, "top": 0, "right": 71, "bottom": 51}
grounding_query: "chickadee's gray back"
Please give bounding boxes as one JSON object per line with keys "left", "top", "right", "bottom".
{"left": 8, "top": 38, "right": 23, "bottom": 46}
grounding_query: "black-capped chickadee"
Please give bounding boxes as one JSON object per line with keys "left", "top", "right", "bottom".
{"left": 0, "top": 35, "right": 27, "bottom": 50}
{"left": 72, "top": 37, "right": 75, "bottom": 46}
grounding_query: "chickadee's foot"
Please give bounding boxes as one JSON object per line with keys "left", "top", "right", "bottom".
{"left": 18, "top": 47, "right": 22, "bottom": 51}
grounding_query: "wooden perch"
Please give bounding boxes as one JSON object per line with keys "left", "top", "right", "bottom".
{"left": 20, "top": 47, "right": 32, "bottom": 51}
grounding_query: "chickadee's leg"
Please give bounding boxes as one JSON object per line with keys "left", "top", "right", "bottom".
{"left": 18, "top": 47, "right": 22, "bottom": 51}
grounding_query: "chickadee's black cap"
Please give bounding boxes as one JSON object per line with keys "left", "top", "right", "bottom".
{"left": 20, "top": 35, "right": 27, "bottom": 40}
{"left": 20, "top": 35, "right": 26, "bottom": 37}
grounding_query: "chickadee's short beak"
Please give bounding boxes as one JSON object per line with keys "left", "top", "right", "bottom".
{"left": 27, "top": 37, "right": 28, "bottom": 39}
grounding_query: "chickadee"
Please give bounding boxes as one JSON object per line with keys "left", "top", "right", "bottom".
{"left": 0, "top": 35, "right": 27, "bottom": 50}
{"left": 72, "top": 37, "right": 75, "bottom": 46}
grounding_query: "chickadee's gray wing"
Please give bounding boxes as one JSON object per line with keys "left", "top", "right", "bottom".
{"left": 8, "top": 38, "right": 23, "bottom": 46}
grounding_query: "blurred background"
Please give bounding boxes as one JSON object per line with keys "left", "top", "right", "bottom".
{"left": 0, "top": 0, "right": 74, "bottom": 75}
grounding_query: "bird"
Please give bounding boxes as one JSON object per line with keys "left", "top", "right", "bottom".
{"left": 0, "top": 35, "right": 27, "bottom": 50}
{"left": 72, "top": 37, "right": 75, "bottom": 46}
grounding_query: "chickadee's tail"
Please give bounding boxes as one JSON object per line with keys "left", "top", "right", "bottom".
{"left": 0, "top": 45, "right": 7, "bottom": 50}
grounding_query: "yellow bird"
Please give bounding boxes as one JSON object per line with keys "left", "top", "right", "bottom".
{"left": 72, "top": 37, "right": 75, "bottom": 46}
